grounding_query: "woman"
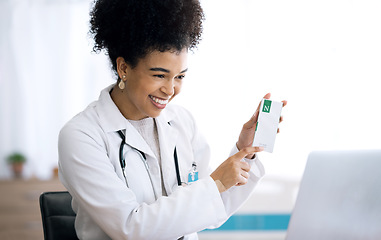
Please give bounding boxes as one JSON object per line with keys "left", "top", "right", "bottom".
{"left": 58, "top": 0, "right": 286, "bottom": 239}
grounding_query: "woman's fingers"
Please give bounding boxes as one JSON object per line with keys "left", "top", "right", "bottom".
{"left": 276, "top": 101, "right": 287, "bottom": 133}
{"left": 236, "top": 171, "right": 250, "bottom": 186}
{"left": 211, "top": 146, "right": 264, "bottom": 191}
{"left": 241, "top": 170, "right": 250, "bottom": 179}
{"left": 240, "top": 160, "right": 251, "bottom": 172}
{"left": 233, "top": 148, "right": 260, "bottom": 186}
{"left": 233, "top": 147, "right": 264, "bottom": 161}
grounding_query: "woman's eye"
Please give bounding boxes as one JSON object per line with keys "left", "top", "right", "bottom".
{"left": 176, "top": 75, "right": 186, "bottom": 80}
{"left": 154, "top": 75, "right": 165, "bottom": 79}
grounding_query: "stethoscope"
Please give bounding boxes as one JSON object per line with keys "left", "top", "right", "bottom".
{"left": 117, "top": 130, "right": 183, "bottom": 199}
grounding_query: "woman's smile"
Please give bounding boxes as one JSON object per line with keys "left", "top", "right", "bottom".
{"left": 149, "top": 95, "right": 169, "bottom": 109}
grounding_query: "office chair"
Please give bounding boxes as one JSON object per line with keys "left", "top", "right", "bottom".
{"left": 39, "top": 191, "right": 79, "bottom": 240}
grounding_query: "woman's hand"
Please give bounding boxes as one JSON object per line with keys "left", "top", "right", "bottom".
{"left": 211, "top": 146, "right": 264, "bottom": 192}
{"left": 236, "top": 93, "right": 287, "bottom": 159}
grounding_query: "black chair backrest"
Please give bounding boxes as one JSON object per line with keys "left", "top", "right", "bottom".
{"left": 39, "top": 191, "right": 79, "bottom": 240}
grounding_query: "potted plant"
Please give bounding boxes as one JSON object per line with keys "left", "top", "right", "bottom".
{"left": 7, "top": 152, "right": 26, "bottom": 178}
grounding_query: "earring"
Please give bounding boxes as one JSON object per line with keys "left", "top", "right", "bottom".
{"left": 118, "top": 80, "right": 125, "bottom": 90}
{"left": 118, "top": 75, "right": 126, "bottom": 90}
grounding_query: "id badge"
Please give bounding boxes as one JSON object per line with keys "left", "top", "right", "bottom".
{"left": 187, "top": 162, "right": 198, "bottom": 184}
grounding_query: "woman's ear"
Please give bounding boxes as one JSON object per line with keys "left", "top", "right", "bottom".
{"left": 116, "top": 57, "right": 128, "bottom": 79}
{"left": 116, "top": 57, "right": 128, "bottom": 90}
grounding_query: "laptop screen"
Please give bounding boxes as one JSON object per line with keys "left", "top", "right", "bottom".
{"left": 286, "top": 150, "right": 381, "bottom": 240}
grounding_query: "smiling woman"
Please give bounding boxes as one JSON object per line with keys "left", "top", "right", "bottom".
{"left": 57, "top": 0, "right": 275, "bottom": 239}
{"left": 111, "top": 49, "right": 188, "bottom": 120}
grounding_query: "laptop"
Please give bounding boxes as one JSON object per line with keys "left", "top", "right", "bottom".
{"left": 286, "top": 150, "right": 381, "bottom": 240}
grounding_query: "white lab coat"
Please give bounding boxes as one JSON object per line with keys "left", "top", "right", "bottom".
{"left": 58, "top": 84, "right": 265, "bottom": 240}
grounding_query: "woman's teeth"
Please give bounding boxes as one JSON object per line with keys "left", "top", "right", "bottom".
{"left": 150, "top": 95, "right": 168, "bottom": 105}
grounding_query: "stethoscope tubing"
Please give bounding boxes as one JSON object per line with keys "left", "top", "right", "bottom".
{"left": 117, "top": 130, "right": 181, "bottom": 200}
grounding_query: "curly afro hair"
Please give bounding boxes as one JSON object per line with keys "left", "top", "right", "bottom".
{"left": 89, "top": 0, "right": 205, "bottom": 77}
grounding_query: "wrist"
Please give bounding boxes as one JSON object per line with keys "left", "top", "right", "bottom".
{"left": 214, "top": 180, "right": 227, "bottom": 193}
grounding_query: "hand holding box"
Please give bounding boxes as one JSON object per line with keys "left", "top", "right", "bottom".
{"left": 252, "top": 99, "right": 283, "bottom": 153}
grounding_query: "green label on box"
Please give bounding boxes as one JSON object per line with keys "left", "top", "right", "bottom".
{"left": 262, "top": 99, "right": 272, "bottom": 113}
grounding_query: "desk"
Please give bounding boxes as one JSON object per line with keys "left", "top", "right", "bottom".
{"left": 0, "top": 178, "right": 66, "bottom": 240}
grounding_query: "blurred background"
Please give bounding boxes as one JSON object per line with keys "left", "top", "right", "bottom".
{"left": 1, "top": 0, "right": 380, "bottom": 239}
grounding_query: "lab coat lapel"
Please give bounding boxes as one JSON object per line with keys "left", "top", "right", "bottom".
{"left": 156, "top": 112, "right": 179, "bottom": 195}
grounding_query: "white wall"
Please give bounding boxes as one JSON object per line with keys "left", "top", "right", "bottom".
{"left": 0, "top": 0, "right": 112, "bottom": 179}
{"left": 1, "top": 0, "right": 380, "bottom": 183}
{"left": 176, "top": 0, "right": 381, "bottom": 181}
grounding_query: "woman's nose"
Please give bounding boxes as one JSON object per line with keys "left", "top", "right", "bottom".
{"left": 161, "top": 79, "right": 175, "bottom": 96}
